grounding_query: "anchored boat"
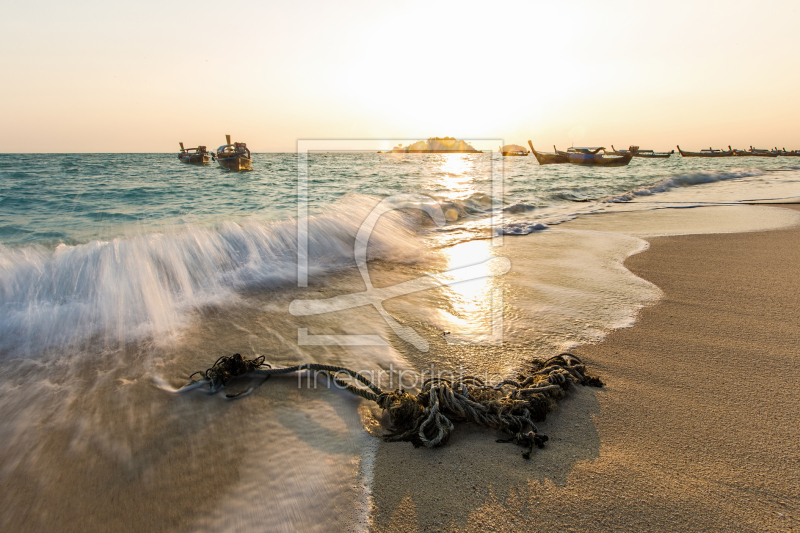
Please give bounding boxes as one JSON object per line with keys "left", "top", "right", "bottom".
{"left": 499, "top": 144, "right": 529, "bottom": 156}
{"left": 776, "top": 147, "right": 800, "bottom": 157}
{"left": 527, "top": 141, "right": 569, "bottom": 164}
{"left": 676, "top": 146, "right": 733, "bottom": 157}
{"left": 216, "top": 135, "right": 252, "bottom": 171}
{"left": 729, "top": 146, "right": 754, "bottom": 157}
{"left": 611, "top": 145, "right": 673, "bottom": 159}
{"left": 747, "top": 146, "right": 779, "bottom": 157}
{"left": 566, "top": 147, "right": 633, "bottom": 167}
{"left": 177, "top": 143, "right": 213, "bottom": 164}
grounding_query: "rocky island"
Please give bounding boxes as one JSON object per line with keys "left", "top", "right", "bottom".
{"left": 382, "top": 137, "right": 481, "bottom": 153}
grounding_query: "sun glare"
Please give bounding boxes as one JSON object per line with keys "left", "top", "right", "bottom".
{"left": 433, "top": 153, "right": 478, "bottom": 202}
{"left": 442, "top": 239, "right": 496, "bottom": 323}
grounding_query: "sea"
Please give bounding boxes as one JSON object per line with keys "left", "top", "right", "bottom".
{"left": 1, "top": 152, "right": 800, "bottom": 532}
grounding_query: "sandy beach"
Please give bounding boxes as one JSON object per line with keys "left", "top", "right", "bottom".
{"left": 370, "top": 205, "right": 800, "bottom": 532}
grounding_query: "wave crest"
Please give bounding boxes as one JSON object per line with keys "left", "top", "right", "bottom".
{"left": 0, "top": 195, "right": 423, "bottom": 356}
{"left": 605, "top": 169, "right": 764, "bottom": 203}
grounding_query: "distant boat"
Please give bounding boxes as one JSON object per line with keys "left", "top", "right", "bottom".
{"left": 216, "top": 135, "right": 252, "bottom": 171}
{"left": 729, "top": 146, "right": 753, "bottom": 157}
{"left": 776, "top": 147, "right": 800, "bottom": 157}
{"left": 499, "top": 144, "right": 529, "bottom": 156}
{"left": 566, "top": 147, "right": 633, "bottom": 167}
{"left": 676, "top": 146, "right": 733, "bottom": 157}
{"left": 528, "top": 141, "right": 569, "bottom": 164}
{"left": 611, "top": 145, "right": 673, "bottom": 159}
{"left": 747, "top": 146, "right": 778, "bottom": 157}
{"left": 177, "top": 142, "right": 213, "bottom": 164}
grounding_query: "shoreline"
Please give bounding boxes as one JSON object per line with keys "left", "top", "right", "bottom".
{"left": 2, "top": 197, "right": 799, "bottom": 531}
{"left": 369, "top": 205, "right": 800, "bottom": 532}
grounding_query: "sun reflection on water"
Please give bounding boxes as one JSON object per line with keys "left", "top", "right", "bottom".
{"left": 432, "top": 154, "right": 478, "bottom": 201}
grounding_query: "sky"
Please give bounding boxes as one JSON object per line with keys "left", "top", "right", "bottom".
{"left": 1, "top": 0, "right": 798, "bottom": 152}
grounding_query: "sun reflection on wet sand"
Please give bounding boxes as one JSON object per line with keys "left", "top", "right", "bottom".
{"left": 437, "top": 239, "right": 501, "bottom": 341}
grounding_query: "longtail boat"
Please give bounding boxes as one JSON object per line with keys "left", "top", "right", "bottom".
{"left": 566, "top": 147, "right": 633, "bottom": 167}
{"left": 178, "top": 142, "right": 213, "bottom": 164}
{"left": 747, "top": 146, "right": 778, "bottom": 157}
{"left": 216, "top": 135, "right": 252, "bottom": 171}
{"left": 499, "top": 144, "right": 529, "bottom": 156}
{"left": 729, "top": 146, "right": 753, "bottom": 157}
{"left": 676, "top": 146, "right": 733, "bottom": 157}
{"left": 528, "top": 141, "right": 568, "bottom": 164}
{"left": 776, "top": 147, "right": 800, "bottom": 157}
{"left": 611, "top": 145, "right": 673, "bottom": 159}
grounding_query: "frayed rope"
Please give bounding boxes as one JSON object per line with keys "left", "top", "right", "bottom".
{"left": 175, "top": 352, "right": 602, "bottom": 458}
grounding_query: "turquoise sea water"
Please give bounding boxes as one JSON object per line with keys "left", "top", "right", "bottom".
{"left": 2, "top": 152, "right": 800, "bottom": 532}
{"left": 3, "top": 151, "right": 798, "bottom": 356}
{"left": 2, "top": 152, "right": 796, "bottom": 247}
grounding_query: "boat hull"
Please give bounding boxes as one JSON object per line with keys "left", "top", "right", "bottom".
{"left": 531, "top": 151, "right": 568, "bottom": 164}
{"left": 528, "top": 141, "right": 568, "bottom": 164}
{"left": 501, "top": 151, "right": 528, "bottom": 156}
{"left": 178, "top": 153, "right": 212, "bottom": 164}
{"left": 677, "top": 146, "right": 733, "bottom": 157}
{"left": 217, "top": 156, "right": 252, "bottom": 171}
{"left": 633, "top": 151, "right": 673, "bottom": 159}
{"left": 567, "top": 152, "right": 633, "bottom": 167}
{"left": 678, "top": 152, "right": 733, "bottom": 157}
{"left": 611, "top": 147, "right": 673, "bottom": 158}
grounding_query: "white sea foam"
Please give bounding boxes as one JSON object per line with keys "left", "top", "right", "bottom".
{"left": 604, "top": 168, "right": 765, "bottom": 203}
{"left": 0, "top": 195, "right": 425, "bottom": 356}
{"left": 498, "top": 221, "right": 549, "bottom": 235}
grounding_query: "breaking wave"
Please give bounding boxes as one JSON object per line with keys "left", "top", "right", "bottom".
{"left": 0, "top": 195, "right": 424, "bottom": 356}
{"left": 604, "top": 169, "right": 765, "bottom": 203}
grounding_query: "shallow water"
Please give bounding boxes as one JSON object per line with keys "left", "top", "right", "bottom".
{"left": 1, "top": 152, "right": 799, "bottom": 531}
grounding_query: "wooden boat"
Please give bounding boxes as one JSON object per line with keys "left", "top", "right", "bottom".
{"left": 729, "top": 146, "right": 753, "bottom": 157}
{"left": 499, "top": 144, "right": 529, "bottom": 156}
{"left": 178, "top": 142, "right": 213, "bottom": 164}
{"left": 528, "top": 141, "right": 568, "bottom": 164}
{"left": 610, "top": 145, "right": 673, "bottom": 158}
{"left": 747, "top": 146, "right": 779, "bottom": 157}
{"left": 676, "top": 146, "right": 733, "bottom": 157}
{"left": 566, "top": 147, "right": 633, "bottom": 167}
{"left": 776, "top": 147, "right": 800, "bottom": 157}
{"left": 216, "top": 135, "right": 252, "bottom": 171}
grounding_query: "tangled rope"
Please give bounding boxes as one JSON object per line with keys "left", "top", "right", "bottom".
{"left": 176, "top": 352, "right": 603, "bottom": 458}
{"left": 184, "top": 353, "right": 271, "bottom": 398}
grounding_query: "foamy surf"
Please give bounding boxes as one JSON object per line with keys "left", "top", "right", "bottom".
{"left": 0, "top": 195, "right": 425, "bottom": 356}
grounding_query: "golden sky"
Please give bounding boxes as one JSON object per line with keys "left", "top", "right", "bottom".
{"left": 2, "top": 0, "right": 798, "bottom": 152}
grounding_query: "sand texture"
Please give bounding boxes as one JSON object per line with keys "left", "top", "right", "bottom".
{"left": 370, "top": 206, "right": 800, "bottom": 532}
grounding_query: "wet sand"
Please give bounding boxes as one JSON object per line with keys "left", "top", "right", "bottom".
{"left": 370, "top": 205, "right": 800, "bottom": 532}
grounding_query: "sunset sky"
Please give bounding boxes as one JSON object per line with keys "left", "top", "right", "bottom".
{"left": 2, "top": 0, "right": 798, "bottom": 152}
